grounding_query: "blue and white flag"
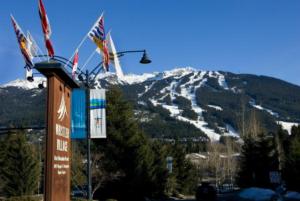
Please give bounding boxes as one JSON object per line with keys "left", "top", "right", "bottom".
{"left": 90, "top": 89, "right": 106, "bottom": 138}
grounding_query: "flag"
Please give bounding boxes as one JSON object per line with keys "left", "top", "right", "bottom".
{"left": 90, "top": 89, "right": 106, "bottom": 138}
{"left": 88, "top": 14, "right": 110, "bottom": 71}
{"left": 71, "top": 89, "right": 86, "bottom": 139}
{"left": 10, "top": 15, "right": 33, "bottom": 68}
{"left": 38, "top": 0, "right": 54, "bottom": 57}
{"left": 107, "top": 32, "right": 124, "bottom": 78}
{"left": 72, "top": 50, "right": 79, "bottom": 79}
{"left": 27, "top": 31, "right": 38, "bottom": 60}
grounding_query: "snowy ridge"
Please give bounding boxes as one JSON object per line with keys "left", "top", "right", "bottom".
{"left": 121, "top": 73, "right": 158, "bottom": 84}
{"left": 1, "top": 77, "right": 46, "bottom": 90}
{"left": 147, "top": 70, "right": 224, "bottom": 140}
{"left": 94, "top": 67, "right": 233, "bottom": 140}
{"left": 162, "top": 67, "right": 195, "bottom": 79}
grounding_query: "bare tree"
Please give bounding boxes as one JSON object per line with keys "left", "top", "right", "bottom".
{"left": 208, "top": 142, "right": 223, "bottom": 187}
{"left": 244, "top": 109, "right": 262, "bottom": 140}
{"left": 91, "top": 152, "right": 123, "bottom": 198}
{"left": 224, "top": 139, "right": 237, "bottom": 188}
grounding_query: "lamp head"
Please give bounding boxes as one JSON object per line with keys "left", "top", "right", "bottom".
{"left": 140, "top": 51, "right": 151, "bottom": 64}
{"left": 38, "top": 82, "right": 45, "bottom": 89}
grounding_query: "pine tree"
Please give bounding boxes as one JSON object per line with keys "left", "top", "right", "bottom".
{"left": 283, "top": 125, "right": 300, "bottom": 191}
{"left": 1, "top": 131, "right": 40, "bottom": 197}
{"left": 169, "top": 142, "right": 198, "bottom": 195}
{"left": 94, "top": 86, "right": 168, "bottom": 201}
{"left": 237, "top": 133, "right": 278, "bottom": 188}
{"left": 0, "top": 135, "right": 7, "bottom": 194}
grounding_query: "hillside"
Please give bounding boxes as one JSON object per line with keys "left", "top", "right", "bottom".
{"left": 1, "top": 67, "right": 300, "bottom": 140}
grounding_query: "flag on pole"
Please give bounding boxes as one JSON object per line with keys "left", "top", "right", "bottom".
{"left": 38, "top": 0, "right": 54, "bottom": 57}
{"left": 88, "top": 14, "right": 110, "bottom": 71}
{"left": 72, "top": 50, "right": 79, "bottom": 79}
{"left": 26, "top": 31, "right": 38, "bottom": 60}
{"left": 107, "top": 32, "right": 124, "bottom": 78}
{"left": 90, "top": 89, "right": 106, "bottom": 138}
{"left": 71, "top": 89, "right": 87, "bottom": 139}
{"left": 10, "top": 15, "right": 33, "bottom": 68}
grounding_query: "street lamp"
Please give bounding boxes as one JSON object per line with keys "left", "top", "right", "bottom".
{"left": 32, "top": 49, "right": 151, "bottom": 88}
{"left": 74, "top": 49, "right": 151, "bottom": 200}
{"left": 140, "top": 51, "right": 151, "bottom": 64}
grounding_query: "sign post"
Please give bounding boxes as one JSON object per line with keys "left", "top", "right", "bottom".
{"left": 35, "top": 61, "right": 79, "bottom": 201}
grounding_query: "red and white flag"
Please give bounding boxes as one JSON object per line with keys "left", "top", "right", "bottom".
{"left": 72, "top": 50, "right": 79, "bottom": 79}
{"left": 38, "top": 0, "right": 54, "bottom": 57}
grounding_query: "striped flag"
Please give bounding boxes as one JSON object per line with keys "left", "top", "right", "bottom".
{"left": 72, "top": 50, "right": 79, "bottom": 79}
{"left": 88, "top": 14, "right": 110, "bottom": 71}
{"left": 38, "top": 0, "right": 54, "bottom": 57}
{"left": 10, "top": 15, "right": 33, "bottom": 68}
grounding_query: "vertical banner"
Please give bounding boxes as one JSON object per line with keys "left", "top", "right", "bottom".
{"left": 71, "top": 89, "right": 86, "bottom": 139}
{"left": 90, "top": 89, "right": 106, "bottom": 138}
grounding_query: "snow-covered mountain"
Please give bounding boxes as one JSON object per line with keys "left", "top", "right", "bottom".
{"left": 1, "top": 67, "right": 300, "bottom": 140}
{"left": 1, "top": 77, "right": 46, "bottom": 90}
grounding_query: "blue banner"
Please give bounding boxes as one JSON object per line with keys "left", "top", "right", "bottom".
{"left": 71, "top": 89, "right": 87, "bottom": 139}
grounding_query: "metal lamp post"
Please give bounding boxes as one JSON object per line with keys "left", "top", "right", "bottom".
{"left": 73, "top": 50, "right": 151, "bottom": 200}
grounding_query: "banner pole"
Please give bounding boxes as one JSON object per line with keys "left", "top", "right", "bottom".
{"left": 85, "top": 70, "right": 92, "bottom": 200}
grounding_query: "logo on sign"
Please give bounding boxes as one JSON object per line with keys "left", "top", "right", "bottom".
{"left": 57, "top": 92, "right": 68, "bottom": 121}
{"left": 95, "top": 117, "right": 102, "bottom": 128}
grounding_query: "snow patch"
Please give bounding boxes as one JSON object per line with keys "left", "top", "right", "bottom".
{"left": 138, "top": 81, "right": 156, "bottom": 97}
{"left": 207, "top": 104, "right": 223, "bottom": 111}
{"left": 277, "top": 121, "right": 299, "bottom": 135}
{"left": 224, "top": 124, "right": 239, "bottom": 137}
{"left": 238, "top": 187, "right": 276, "bottom": 201}
{"left": 249, "top": 99, "right": 279, "bottom": 118}
{"left": 137, "top": 101, "right": 147, "bottom": 106}
{"left": 215, "top": 71, "right": 229, "bottom": 90}
{"left": 161, "top": 104, "right": 182, "bottom": 116}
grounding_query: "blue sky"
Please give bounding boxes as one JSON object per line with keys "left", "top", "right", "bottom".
{"left": 0, "top": 0, "right": 300, "bottom": 85}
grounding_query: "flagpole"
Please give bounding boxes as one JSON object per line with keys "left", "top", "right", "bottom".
{"left": 64, "top": 12, "right": 104, "bottom": 69}
{"left": 80, "top": 49, "right": 97, "bottom": 71}
{"left": 63, "top": 34, "right": 88, "bottom": 68}
{"left": 27, "top": 31, "right": 47, "bottom": 62}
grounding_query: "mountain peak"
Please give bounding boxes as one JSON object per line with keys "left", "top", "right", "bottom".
{"left": 162, "top": 67, "right": 196, "bottom": 78}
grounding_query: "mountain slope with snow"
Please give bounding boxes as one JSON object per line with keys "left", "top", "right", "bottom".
{"left": 1, "top": 67, "right": 300, "bottom": 140}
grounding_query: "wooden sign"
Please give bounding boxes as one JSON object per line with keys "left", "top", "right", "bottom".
{"left": 35, "top": 62, "right": 79, "bottom": 201}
